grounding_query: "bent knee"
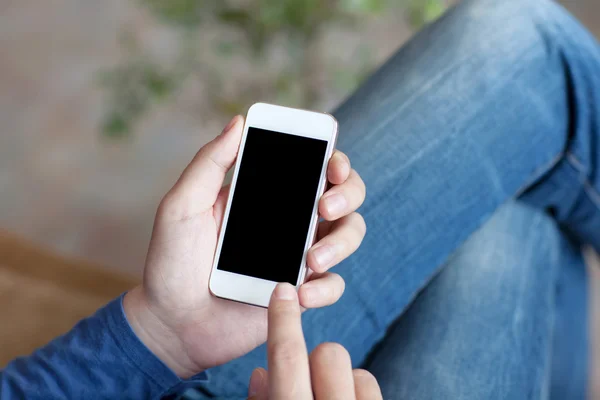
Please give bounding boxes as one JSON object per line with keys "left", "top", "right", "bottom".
{"left": 435, "top": 0, "right": 565, "bottom": 65}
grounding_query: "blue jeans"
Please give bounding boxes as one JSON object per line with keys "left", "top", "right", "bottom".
{"left": 195, "top": 0, "right": 599, "bottom": 398}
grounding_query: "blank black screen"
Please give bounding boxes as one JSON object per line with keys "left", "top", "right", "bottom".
{"left": 217, "top": 127, "right": 328, "bottom": 284}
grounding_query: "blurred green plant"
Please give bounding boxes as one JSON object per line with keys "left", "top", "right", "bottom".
{"left": 101, "top": 0, "right": 447, "bottom": 137}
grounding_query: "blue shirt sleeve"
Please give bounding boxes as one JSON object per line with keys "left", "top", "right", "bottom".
{"left": 0, "top": 294, "right": 208, "bottom": 400}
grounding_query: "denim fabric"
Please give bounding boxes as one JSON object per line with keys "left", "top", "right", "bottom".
{"left": 198, "top": 0, "right": 599, "bottom": 398}
{"left": 364, "top": 201, "right": 588, "bottom": 399}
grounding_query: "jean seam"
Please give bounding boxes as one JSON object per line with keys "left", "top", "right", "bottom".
{"left": 565, "top": 151, "right": 600, "bottom": 212}
{"left": 514, "top": 151, "right": 564, "bottom": 199}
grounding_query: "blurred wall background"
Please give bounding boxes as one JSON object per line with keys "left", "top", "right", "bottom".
{"left": 0, "top": 0, "right": 595, "bottom": 275}
{"left": 0, "top": 0, "right": 439, "bottom": 274}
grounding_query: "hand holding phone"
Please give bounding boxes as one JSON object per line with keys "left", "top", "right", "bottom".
{"left": 210, "top": 103, "right": 364, "bottom": 307}
{"left": 123, "top": 106, "right": 366, "bottom": 378}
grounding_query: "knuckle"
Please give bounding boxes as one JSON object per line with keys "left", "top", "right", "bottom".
{"left": 157, "top": 192, "right": 180, "bottom": 219}
{"left": 196, "top": 142, "right": 227, "bottom": 171}
{"left": 194, "top": 143, "right": 210, "bottom": 161}
{"left": 346, "top": 169, "right": 366, "bottom": 207}
{"left": 271, "top": 299, "right": 301, "bottom": 316}
{"left": 157, "top": 191, "right": 192, "bottom": 222}
{"left": 269, "top": 341, "right": 305, "bottom": 366}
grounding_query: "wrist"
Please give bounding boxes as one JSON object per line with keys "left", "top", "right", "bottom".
{"left": 123, "top": 286, "right": 201, "bottom": 378}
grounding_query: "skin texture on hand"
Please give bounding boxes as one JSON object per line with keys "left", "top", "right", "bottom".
{"left": 247, "top": 283, "right": 383, "bottom": 400}
{"left": 123, "top": 115, "right": 367, "bottom": 378}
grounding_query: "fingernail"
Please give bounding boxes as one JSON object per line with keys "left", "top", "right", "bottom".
{"left": 274, "top": 283, "right": 296, "bottom": 300}
{"left": 302, "top": 285, "right": 330, "bottom": 306}
{"left": 222, "top": 115, "right": 239, "bottom": 134}
{"left": 311, "top": 245, "right": 336, "bottom": 269}
{"left": 248, "top": 368, "right": 266, "bottom": 397}
{"left": 323, "top": 193, "right": 347, "bottom": 216}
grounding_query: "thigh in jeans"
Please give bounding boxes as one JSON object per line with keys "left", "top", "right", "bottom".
{"left": 365, "top": 201, "right": 589, "bottom": 400}
{"left": 197, "top": 0, "right": 600, "bottom": 396}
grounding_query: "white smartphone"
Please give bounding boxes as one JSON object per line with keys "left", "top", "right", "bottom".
{"left": 209, "top": 102, "right": 338, "bottom": 308}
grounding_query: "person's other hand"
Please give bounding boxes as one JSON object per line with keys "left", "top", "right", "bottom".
{"left": 247, "top": 283, "right": 383, "bottom": 400}
{"left": 123, "top": 115, "right": 367, "bottom": 378}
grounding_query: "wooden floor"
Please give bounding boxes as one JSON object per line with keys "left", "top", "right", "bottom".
{"left": 0, "top": 231, "right": 136, "bottom": 366}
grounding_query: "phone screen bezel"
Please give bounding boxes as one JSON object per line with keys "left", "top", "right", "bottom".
{"left": 209, "top": 103, "right": 338, "bottom": 308}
